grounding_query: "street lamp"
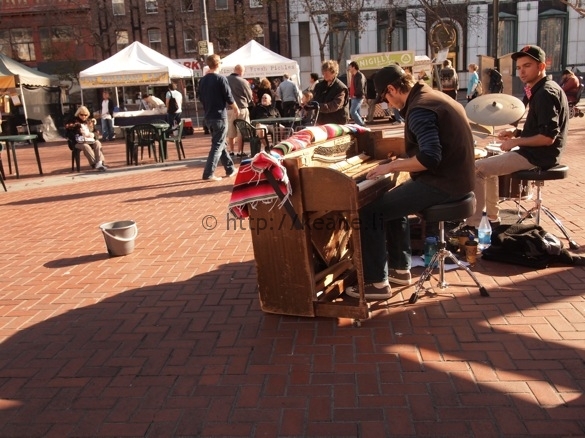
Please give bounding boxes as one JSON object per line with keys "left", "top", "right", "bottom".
{"left": 202, "top": 0, "right": 209, "bottom": 42}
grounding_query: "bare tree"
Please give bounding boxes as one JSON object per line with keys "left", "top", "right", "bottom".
{"left": 294, "top": 0, "right": 370, "bottom": 63}
{"left": 408, "top": 0, "right": 476, "bottom": 53}
{"left": 560, "top": 0, "right": 585, "bottom": 16}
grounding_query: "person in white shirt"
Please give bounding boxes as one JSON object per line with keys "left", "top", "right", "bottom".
{"left": 100, "top": 90, "right": 115, "bottom": 141}
{"left": 166, "top": 83, "right": 183, "bottom": 127}
{"left": 142, "top": 94, "right": 166, "bottom": 111}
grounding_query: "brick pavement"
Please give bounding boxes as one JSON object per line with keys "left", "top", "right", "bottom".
{"left": 0, "top": 120, "right": 584, "bottom": 437}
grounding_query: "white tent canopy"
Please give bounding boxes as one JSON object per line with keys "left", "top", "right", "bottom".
{"left": 0, "top": 54, "right": 57, "bottom": 89}
{"left": 79, "top": 41, "right": 193, "bottom": 89}
{"left": 219, "top": 40, "right": 300, "bottom": 84}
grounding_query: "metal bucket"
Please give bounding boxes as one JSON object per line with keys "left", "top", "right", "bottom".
{"left": 99, "top": 220, "right": 138, "bottom": 257}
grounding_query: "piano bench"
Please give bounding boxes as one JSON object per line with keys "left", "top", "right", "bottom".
{"left": 409, "top": 192, "right": 489, "bottom": 304}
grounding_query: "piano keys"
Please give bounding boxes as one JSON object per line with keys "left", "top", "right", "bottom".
{"left": 248, "top": 130, "right": 405, "bottom": 321}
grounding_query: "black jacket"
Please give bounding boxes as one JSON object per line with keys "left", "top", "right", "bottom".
{"left": 313, "top": 77, "right": 348, "bottom": 125}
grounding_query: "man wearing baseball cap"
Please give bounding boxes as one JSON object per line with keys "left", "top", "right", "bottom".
{"left": 465, "top": 45, "right": 568, "bottom": 229}
{"left": 345, "top": 63, "right": 475, "bottom": 301}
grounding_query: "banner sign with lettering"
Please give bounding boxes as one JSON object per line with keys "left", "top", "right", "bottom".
{"left": 350, "top": 51, "right": 416, "bottom": 70}
{"left": 174, "top": 59, "right": 205, "bottom": 78}
{"left": 79, "top": 72, "right": 169, "bottom": 88}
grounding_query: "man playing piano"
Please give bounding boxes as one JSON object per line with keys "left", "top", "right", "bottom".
{"left": 345, "top": 64, "right": 476, "bottom": 300}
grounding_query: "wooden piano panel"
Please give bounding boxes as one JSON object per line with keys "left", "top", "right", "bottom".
{"left": 249, "top": 201, "right": 316, "bottom": 317}
{"left": 301, "top": 167, "right": 360, "bottom": 211}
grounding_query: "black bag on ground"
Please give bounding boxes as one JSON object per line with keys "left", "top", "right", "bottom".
{"left": 481, "top": 223, "right": 581, "bottom": 268}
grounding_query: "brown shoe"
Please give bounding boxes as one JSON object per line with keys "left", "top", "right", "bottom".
{"left": 388, "top": 269, "right": 412, "bottom": 285}
{"left": 345, "top": 283, "right": 392, "bottom": 301}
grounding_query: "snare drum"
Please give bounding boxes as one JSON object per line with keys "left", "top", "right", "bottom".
{"left": 485, "top": 144, "right": 533, "bottom": 200}
{"left": 474, "top": 147, "right": 487, "bottom": 160}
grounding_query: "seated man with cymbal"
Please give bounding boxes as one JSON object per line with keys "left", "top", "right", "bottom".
{"left": 465, "top": 45, "right": 568, "bottom": 230}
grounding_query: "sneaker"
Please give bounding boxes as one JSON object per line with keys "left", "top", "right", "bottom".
{"left": 229, "top": 151, "right": 235, "bottom": 156}
{"left": 95, "top": 162, "right": 107, "bottom": 172}
{"left": 238, "top": 152, "right": 248, "bottom": 158}
{"left": 226, "top": 169, "right": 237, "bottom": 178}
{"left": 388, "top": 269, "right": 412, "bottom": 285}
{"left": 345, "top": 283, "right": 392, "bottom": 301}
{"left": 204, "top": 175, "right": 222, "bottom": 181}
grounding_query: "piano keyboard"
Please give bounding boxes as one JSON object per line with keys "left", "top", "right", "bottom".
{"left": 357, "top": 173, "right": 394, "bottom": 191}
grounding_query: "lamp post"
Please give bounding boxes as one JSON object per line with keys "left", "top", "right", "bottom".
{"left": 202, "top": 0, "right": 209, "bottom": 42}
{"left": 492, "top": 0, "right": 499, "bottom": 60}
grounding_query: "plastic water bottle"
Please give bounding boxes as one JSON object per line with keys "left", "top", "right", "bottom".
{"left": 478, "top": 212, "right": 492, "bottom": 251}
{"left": 424, "top": 236, "right": 438, "bottom": 267}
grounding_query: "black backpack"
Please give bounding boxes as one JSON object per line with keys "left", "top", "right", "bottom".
{"left": 167, "top": 95, "right": 179, "bottom": 114}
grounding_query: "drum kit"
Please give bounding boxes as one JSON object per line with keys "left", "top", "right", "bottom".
{"left": 466, "top": 94, "right": 532, "bottom": 201}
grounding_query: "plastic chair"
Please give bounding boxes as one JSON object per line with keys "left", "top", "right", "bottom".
{"left": 409, "top": 193, "right": 489, "bottom": 304}
{"left": 233, "top": 119, "right": 270, "bottom": 156}
{"left": 129, "top": 124, "right": 159, "bottom": 165}
{"left": 67, "top": 138, "right": 81, "bottom": 172}
{"left": 161, "top": 119, "right": 185, "bottom": 161}
{"left": 0, "top": 142, "right": 7, "bottom": 191}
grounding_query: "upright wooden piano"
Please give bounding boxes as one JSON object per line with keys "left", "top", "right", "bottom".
{"left": 248, "top": 129, "right": 405, "bottom": 322}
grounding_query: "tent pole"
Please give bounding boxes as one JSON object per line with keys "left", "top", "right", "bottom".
{"left": 19, "top": 83, "right": 31, "bottom": 135}
{"left": 191, "top": 73, "right": 199, "bottom": 128}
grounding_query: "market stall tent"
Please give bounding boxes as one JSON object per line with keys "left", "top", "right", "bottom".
{"left": 0, "top": 54, "right": 59, "bottom": 134}
{"left": 0, "top": 54, "right": 57, "bottom": 89}
{"left": 78, "top": 41, "right": 197, "bottom": 125}
{"left": 219, "top": 40, "right": 300, "bottom": 84}
{"left": 79, "top": 41, "right": 193, "bottom": 88}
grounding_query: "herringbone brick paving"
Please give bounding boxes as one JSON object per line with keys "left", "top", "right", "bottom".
{"left": 0, "top": 118, "right": 584, "bottom": 437}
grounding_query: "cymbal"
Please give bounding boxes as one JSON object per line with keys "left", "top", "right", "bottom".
{"left": 465, "top": 94, "right": 525, "bottom": 126}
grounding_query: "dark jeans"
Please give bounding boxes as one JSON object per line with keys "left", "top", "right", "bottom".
{"left": 359, "top": 179, "right": 464, "bottom": 283}
{"left": 281, "top": 101, "right": 297, "bottom": 117}
{"left": 167, "top": 111, "right": 182, "bottom": 127}
{"left": 203, "top": 118, "right": 235, "bottom": 179}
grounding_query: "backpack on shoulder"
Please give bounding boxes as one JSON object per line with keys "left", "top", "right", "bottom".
{"left": 167, "top": 95, "right": 179, "bottom": 114}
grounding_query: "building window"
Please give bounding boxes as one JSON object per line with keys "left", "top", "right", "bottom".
{"left": 215, "top": 0, "right": 228, "bottom": 10}
{"left": 184, "top": 32, "right": 196, "bottom": 52}
{"left": 488, "top": 12, "right": 516, "bottom": 58}
{"left": 40, "top": 28, "right": 52, "bottom": 60}
{"left": 10, "top": 28, "right": 35, "bottom": 62}
{"left": 299, "top": 22, "right": 310, "bottom": 57}
{"left": 0, "top": 30, "right": 10, "bottom": 57}
{"left": 146, "top": 0, "right": 158, "bottom": 13}
{"left": 377, "top": 10, "right": 406, "bottom": 52}
{"left": 112, "top": 0, "right": 125, "bottom": 15}
{"left": 391, "top": 12, "right": 406, "bottom": 51}
{"left": 148, "top": 29, "right": 162, "bottom": 52}
{"left": 250, "top": 0, "right": 262, "bottom": 8}
{"left": 39, "top": 26, "right": 74, "bottom": 60}
{"left": 116, "top": 30, "right": 129, "bottom": 51}
{"left": 251, "top": 24, "right": 265, "bottom": 46}
{"left": 539, "top": 9, "right": 565, "bottom": 72}
{"left": 329, "top": 15, "right": 359, "bottom": 70}
{"left": 181, "top": 0, "right": 194, "bottom": 11}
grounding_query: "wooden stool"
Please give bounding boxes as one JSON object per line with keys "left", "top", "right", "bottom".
{"left": 512, "top": 165, "right": 579, "bottom": 250}
{"left": 410, "top": 193, "right": 489, "bottom": 304}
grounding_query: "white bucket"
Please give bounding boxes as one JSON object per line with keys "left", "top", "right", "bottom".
{"left": 99, "top": 220, "right": 138, "bottom": 257}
